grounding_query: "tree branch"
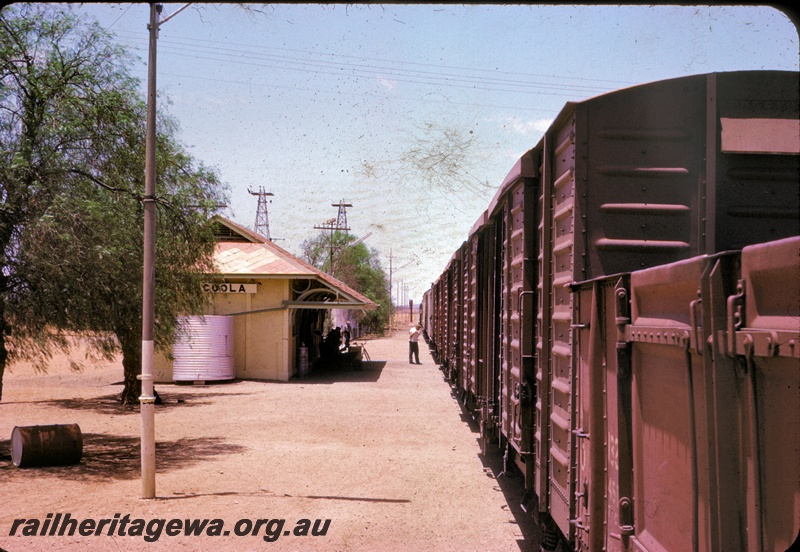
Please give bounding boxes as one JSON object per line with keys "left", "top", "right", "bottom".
{"left": 67, "top": 168, "right": 143, "bottom": 201}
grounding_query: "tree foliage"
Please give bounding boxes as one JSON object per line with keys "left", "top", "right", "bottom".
{"left": 301, "top": 231, "right": 391, "bottom": 334}
{"left": 0, "top": 4, "right": 227, "bottom": 403}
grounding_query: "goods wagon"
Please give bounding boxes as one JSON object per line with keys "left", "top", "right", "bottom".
{"left": 568, "top": 236, "right": 799, "bottom": 551}
{"left": 423, "top": 70, "right": 799, "bottom": 551}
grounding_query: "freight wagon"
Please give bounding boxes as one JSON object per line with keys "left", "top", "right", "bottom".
{"left": 423, "top": 70, "right": 799, "bottom": 551}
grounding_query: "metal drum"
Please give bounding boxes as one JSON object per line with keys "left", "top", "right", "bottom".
{"left": 11, "top": 424, "right": 83, "bottom": 468}
{"left": 173, "top": 315, "right": 235, "bottom": 382}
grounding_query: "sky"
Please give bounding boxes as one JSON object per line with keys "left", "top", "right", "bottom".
{"left": 57, "top": 3, "right": 799, "bottom": 304}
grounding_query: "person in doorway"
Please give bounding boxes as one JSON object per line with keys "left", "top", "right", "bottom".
{"left": 329, "top": 327, "right": 342, "bottom": 351}
{"left": 409, "top": 324, "right": 422, "bottom": 364}
{"left": 343, "top": 324, "right": 351, "bottom": 350}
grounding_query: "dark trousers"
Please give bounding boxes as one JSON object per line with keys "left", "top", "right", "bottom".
{"left": 409, "top": 341, "right": 420, "bottom": 364}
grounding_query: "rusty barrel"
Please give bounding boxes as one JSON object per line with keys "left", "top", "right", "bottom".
{"left": 11, "top": 424, "right": 83, "bottom": 468}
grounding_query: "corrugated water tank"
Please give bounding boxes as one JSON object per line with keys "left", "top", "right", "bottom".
{"left": 173, "top": 315, "right": 235, "bottom": 382}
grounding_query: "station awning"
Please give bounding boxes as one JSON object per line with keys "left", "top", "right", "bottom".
{"left": 209, "top": 216, "right": 378, "bottom": 312}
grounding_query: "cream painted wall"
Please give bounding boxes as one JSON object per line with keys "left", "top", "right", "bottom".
{"left": 154, "top": 278, "right": 294, "bottom": 382}
{"left": 154, "top": 350, "right": 173, "bottom": 383}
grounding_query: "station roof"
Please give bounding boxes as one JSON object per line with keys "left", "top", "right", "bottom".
{"left": 211, "top": 216, "right": 378, "bottom": 310}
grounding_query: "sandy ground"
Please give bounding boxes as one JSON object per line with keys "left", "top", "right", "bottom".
{"left": 0, "top": 331, "right": 541, "bottom": 551}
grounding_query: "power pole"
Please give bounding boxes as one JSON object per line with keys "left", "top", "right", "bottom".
{"left": 388, "top": 249, "right": 394, "bottom": 329}
{"left": 388, "top": 248, "right": 393, "bottom": 304}
{"left": 141, "top": 1, "right": 193, "bottom": 500}
{"left": 140, "top": 1, "right": 161, "bottom": 501}
{"left": 334, "top": 199, "right": 352, "bottom": 231}
{"left": 313, "top": 200, "right": 351, "bottom": 275}
{"left": 313, "top": 218, "right": 338, "bottom": 274}
{"left": 248, "top": 187, "right": 274, "bottom": 241}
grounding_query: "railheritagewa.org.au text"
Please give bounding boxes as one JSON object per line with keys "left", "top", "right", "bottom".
{"left": 8, "top": 513, "right": 331, "bottom": 543}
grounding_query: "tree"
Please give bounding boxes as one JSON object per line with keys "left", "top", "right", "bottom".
{"left": 0, "top": 5, "right": 227, "bottom": 403}
{"left": 301, "top": 230, "right": 391, "bottom": 333}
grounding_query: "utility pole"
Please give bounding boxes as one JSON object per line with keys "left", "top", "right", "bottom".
{"left": 388, "top": 248, "right": 393, "bottom": 302}
{"left": 248, "top": 187, "right": 274, "bottom": 241}
{"left": 312, "top": 218, "right": 339, "bottom": 275}
{"left": 141, "top": 1, "right": 192, "bottom": 500}
{"left": 390, "top": 256, "right": 416, "bottom": 307}
{"left": 140, "top": 2, "right": 160, "bottom": 500}
{"left": 313, "top": 200, "right": 351, "bottom": 275}
{"left": 334, "top": 199, "right": 352, "bottom": 230}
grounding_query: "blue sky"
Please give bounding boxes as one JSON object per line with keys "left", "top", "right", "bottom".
{"left": 63, "top": 3, "right": 799, "bottom": 304}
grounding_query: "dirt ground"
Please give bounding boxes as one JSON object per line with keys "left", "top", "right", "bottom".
{"left": 0, "top": 331, "right": 541, "bottom": 551}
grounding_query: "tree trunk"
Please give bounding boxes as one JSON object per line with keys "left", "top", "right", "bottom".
{"left": 117, "top": 330, "right": 162, "bottom": 406}
{"left": 0, "top": 338, "right": 6, "bottom": 402}
{"left": 0, "top": 285, "right": 8, "bottom": 402}
{"left": 118, "top": 331, "right": 142, "bottom": 405}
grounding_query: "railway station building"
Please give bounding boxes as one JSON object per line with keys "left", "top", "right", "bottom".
{"left": 154, "top": 216, "right": 377, "bottom": 383}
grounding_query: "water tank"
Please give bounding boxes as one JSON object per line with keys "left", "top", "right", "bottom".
{"left": 173, "top": 315, "right": 235, "bottom": 382}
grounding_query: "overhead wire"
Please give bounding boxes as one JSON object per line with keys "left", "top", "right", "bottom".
{"left": 107, "top": 29, "right": 626, "bottom": 104}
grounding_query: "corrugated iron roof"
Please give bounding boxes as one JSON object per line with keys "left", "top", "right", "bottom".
{"left": 211, "top": 216, "right": 377, "bottom": 310}
{"left": 216, "top": 242, "right": 312, "bottom": 276}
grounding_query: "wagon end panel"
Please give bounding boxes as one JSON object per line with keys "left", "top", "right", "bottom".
{"left": 711, "top": 71, "right": 800, "bottom": 253}
{"left": 583, "top": 75, "right": 707, "bottom": 279}
{"left": 477, "top": 224, "right": 499, "bottom": 448}
{"left": 703, "top": 253, "right": 748, "bottom": 552}
{"left": 446, "top": 257, "right": 461, "bottom": 383}
{"left": 535, "top": 143, "right": 550, "bottom": 513}
{"left": 498, "top": 176, "right": 537, "bottom": 478}
{"left": 454, "top": 257, "right": 464, "bottom": 385}
{"left": 734, "top": 236, "right": 800, "bottom": 552}
{"left": 432, "top": 278, "right": 443, "bottom": 364}
{"left": 442, "top": 262, "right": 457, "bottom": 381}
{"left": 462, "top": 234, "right": 480, "bottom": 409}
{"left": 537, "top": 109, "right": 579, "bottom": 538}
{"left": 627, "top": 255, "right": 720, "bottom": 552}
{"left": 572, "top": 276, "right": 632, "bottom": 552}
{"left": 459, "top": 242, "right": 470, "bottom": 395}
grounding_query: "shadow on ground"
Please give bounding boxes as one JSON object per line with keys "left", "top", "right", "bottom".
{"left": 445, "top": 380, "right": 543, "bottom": 552}
{"left": 291, "top": 360, "right": 386, "bottom": 384}
{"left": 0, "top": 433, "right": 246, "bottom": 481}
{"left": 1, "top": 389, "right": 257, "bottom": 416}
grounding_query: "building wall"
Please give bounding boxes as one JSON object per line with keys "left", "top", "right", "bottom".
{"left": 154, "top": 278, "right": 293, "bottom": 382}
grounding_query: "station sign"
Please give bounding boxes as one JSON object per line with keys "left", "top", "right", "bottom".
{"left": 202, "top": 282, "right": 257, "bottom": 294}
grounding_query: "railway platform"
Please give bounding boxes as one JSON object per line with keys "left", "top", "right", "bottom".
{"left": 1, "top": 329, "right": 542, "bottom": 551}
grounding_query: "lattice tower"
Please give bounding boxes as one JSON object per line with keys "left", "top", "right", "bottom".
{"left": 248, "top": 187, "right": 274, "bottom": 241}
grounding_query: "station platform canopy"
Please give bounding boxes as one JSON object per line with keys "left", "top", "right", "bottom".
{"left": 211, "top": 216, "right": 378, "bottom": 312}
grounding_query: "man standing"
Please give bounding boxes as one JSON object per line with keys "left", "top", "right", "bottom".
{"left": 409, "top": 324, "right": 422, "bottom": 364}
